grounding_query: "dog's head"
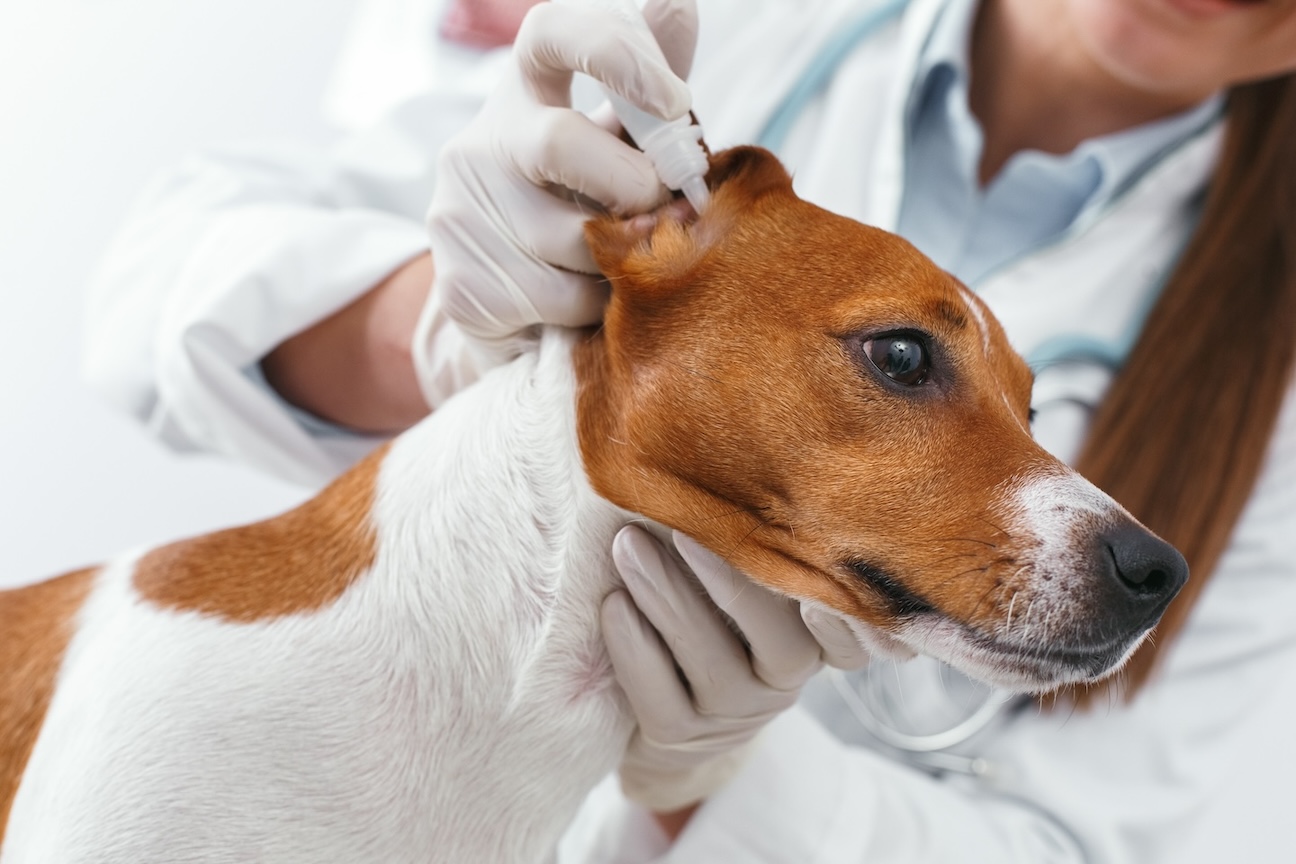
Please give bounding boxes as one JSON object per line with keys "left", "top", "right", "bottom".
{"left": 577, "top": 146, "right": 1186, "bottom": 693}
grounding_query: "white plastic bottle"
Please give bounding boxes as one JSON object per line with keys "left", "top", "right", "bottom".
{"left": 560, "top": 0, "right": 711, "bottom": 212}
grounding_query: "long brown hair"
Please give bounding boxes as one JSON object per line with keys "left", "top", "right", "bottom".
{"left": 1067, "top": 73, "right": 1296, "bottom": 707}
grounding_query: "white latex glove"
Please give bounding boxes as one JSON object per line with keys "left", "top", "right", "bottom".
{"left": 417, "top": 0, "right": 700, "bottom": 380}
{"left": 602, "top": 525, "right": 870, "bottom": 813}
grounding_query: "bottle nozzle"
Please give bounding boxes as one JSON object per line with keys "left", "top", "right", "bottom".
{"left": 561, "top": 0, "right": 711, "bottom": 216}
{"left": 680, "top": 176, "right": 710, "bottom": 214}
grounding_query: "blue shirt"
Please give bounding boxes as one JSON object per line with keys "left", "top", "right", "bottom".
{"left": 896, "top": 0, "right": 1222, "bottom": 286}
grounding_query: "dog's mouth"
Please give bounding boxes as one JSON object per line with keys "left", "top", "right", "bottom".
{"left": 846, "top": 560, "right": 936, "bottom": 617}
{"left": 878, "top": 613, "right": 1141, "bottom": 693}
{"left": 961, "top": 629, "right": 1136, "bottom": 690}
{"left": 841, "top": 560, "right": 1140, "bottom": 692}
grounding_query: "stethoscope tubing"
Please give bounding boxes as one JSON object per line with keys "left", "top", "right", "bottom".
{"left": 828, "top": 668, "right": 1012, "bottom": 774}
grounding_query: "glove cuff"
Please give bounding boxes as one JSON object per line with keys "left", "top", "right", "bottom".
{"left": 411, "top": 288, "right": 490, "bottom": 409}
{"left": 619, "top": 738, "right": 759, "bottom": 813}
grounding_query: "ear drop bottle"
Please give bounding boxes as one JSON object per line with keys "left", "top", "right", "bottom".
{"left": 557, "top": 0, "right": 711, "bottom": 212}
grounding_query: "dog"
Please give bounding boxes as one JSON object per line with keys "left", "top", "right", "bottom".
{"left": 0, "top": 147, "right": 1186, "bottom": 862}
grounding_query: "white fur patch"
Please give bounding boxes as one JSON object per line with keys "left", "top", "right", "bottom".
{"left": 954, "top": 282, "right": 992, "bottom": 356}
{"left": 1005, "top": 468, "right": 1127, "bottom": 574}
{"left": 867, "top": 468, "right": 1144, "bottom": 692}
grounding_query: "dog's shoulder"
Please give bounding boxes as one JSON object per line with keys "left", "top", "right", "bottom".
{"left": 134, "top": 442, "right": 390, "bottom": 624}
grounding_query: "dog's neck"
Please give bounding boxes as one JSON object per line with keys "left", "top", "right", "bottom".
{"left": 384, "top": 323, "right": 642, "bottom": 686}
{"left": 369, "top": 326, "right": 646, "bottom": 858}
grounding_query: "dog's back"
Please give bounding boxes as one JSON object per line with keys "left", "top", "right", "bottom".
{"left": 0, "top": 569, "right": 95, "bottom": 849}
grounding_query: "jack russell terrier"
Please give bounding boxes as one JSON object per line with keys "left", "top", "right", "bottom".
{"left": 0, "top": 147, "right": 1186, "bottom": 862}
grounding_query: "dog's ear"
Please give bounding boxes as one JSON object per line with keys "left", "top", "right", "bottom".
{"left": 702, "top": 145, "right": 794, "bottom": 202}
{"left": 584, "top": 203, "right": 701, "bottom": 298}
{"left": 584, "top": 146, "right": 794, "bottom": 297}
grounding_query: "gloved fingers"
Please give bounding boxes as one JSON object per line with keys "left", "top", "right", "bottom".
{"left": 601, "top": 589, "right": 696, "bottom": 736}
{"left": 588, "top": 101, "right": 624, "bottom": 136}
{"left": 429, "top": 186, "right": 601, "bottom": 333}
{"left": 801, "top": 604, "right": 871, "bottom": 670}
{"left": 673, "top": 532, "right": 823, "bottom": 692}
{"left": 641, "top": 0, "right": 699, "bottom": 80}
{"left": 528, "top": 273, "right": 610, "bottom": 329}
{"left": 612, "top": 526, "right": 760, "bottom": 715}
{"left": 432, "top": 145, "right": 607, "bottom": 277}
{"left": 503, "top": 180, "right": 608, "bottom": 274}
{"left": 513, "top": 105, "right": 669, "bottom": 215}
{"left": 436, "top": 262, "right": 604, "bottom": 339}
{"left": 514, "top": 2, "right": 690, "bottom": 119}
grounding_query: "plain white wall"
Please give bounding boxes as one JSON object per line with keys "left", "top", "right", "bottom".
{"left": 0, "top": 1, "right": 1291, "bottom": 859}
{"left": 0, "top": 0, "right": 360, "bottom": 584}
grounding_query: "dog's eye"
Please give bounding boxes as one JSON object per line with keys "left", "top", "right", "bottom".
{"left": 864, "top": 336, "right": 929, "bottom": 386}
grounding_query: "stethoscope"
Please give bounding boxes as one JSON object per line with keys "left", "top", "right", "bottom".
{"left": 827, "top": 666, "right": 1012, "bottom": 777}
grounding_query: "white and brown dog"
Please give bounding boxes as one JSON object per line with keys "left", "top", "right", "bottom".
{"left": 0, "top": 148, "right": 1185, "bottom": 862}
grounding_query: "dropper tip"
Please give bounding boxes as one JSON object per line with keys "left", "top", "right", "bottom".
{"left": 680, "top": 176, "right": 710, "bottom": 214}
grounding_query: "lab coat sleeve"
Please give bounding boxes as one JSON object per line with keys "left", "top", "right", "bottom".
{"left": 563, "top": 706, "right": 1087, "bottom": 863}
{"left": 82, "top": 74, "right": 503, "bottom": 487}
{"left": 78, "top": 0, "right": 757, "bottom": 487}
{"left": 561, "top": 384, "right": 1296, "bottom": 864}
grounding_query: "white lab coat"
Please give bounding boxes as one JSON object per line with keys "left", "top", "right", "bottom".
{"left": 84, "top": 0, "right": 1296, "bottom": 861}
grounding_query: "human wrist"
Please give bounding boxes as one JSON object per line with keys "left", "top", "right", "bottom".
{"left": 262, "top": 253, "right": 433, "bottom": 434}
{"left": 652, "top": 802, "right": 701, "bottom": 842}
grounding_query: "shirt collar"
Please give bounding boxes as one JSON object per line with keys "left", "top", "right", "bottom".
{"left": 909, "top": 0, "right": 977, "bottom": 127}
{"left": 907, "top": 0, "right": 1224, "bottom": 200}
{"left": 1074, "top": 96, "right": 1224, "bottom": 204}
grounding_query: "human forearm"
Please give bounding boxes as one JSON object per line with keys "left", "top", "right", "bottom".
{"left": 83, "top": 144, "right": 434, "bottom": 484}
{"left": 261, "top": 252, "right": 433, "bottom": 434}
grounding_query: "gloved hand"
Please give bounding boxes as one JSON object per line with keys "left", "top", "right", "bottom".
{"left": 602, "top": 525, "right": 870, "bottom": 813}
{"left": 417, "top": 0, "right": 701, "bottom": 380}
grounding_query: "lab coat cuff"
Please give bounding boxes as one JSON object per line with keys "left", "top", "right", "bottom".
{"left": 158, "top": 208, "right": 430, "bottom": 485}
{"left": 560, "top": 774, "right": 673, "bottom": 864}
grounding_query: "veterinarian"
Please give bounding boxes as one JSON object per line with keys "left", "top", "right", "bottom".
{"left": 85, "top": 0, "right": 1296, "bottom": 860}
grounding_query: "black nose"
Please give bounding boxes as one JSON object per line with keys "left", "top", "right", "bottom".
{"left": 1102, "top": 522, "right": 1188, "bottom": 613}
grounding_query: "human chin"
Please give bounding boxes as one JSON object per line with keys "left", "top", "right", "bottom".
{"left": 1064, "top": 0, "right": 1271, "bottom": 100}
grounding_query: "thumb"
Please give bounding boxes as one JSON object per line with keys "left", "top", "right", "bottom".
{"left": 642, "top": 0, "right": 699, "bottom": 80}
{"left": 801, "top": 604, "right": 871, "bottom": 670}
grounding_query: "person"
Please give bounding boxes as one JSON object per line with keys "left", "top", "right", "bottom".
{"left": 84, "top": 0, "right": 1296, "bottom": 860}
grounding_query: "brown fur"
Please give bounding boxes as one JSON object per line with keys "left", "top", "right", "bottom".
{"left": 576, "top": 147, "right": 1066, "bottom": 641}
{"left": 133, "top": 442, "right": 388, "bottom": 622}
{"left": 0, "top": 567, "right": 96, "bottom": 846}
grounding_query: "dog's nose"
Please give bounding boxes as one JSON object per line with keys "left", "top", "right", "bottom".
{"left": 1101, "top": 522, "right": 1188, "bottom": 620}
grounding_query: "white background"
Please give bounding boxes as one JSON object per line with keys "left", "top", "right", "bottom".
{"left": 0, "top": 0, "right": 345, "bottom": 580}
{"left": 0, "top": 1, "right": 1291, "bottom": 860}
